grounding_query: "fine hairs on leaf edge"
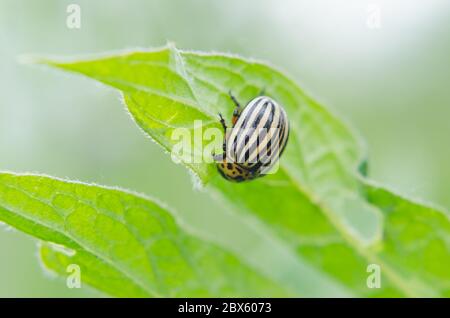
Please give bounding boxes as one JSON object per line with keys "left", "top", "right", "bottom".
{"left": 360, "top": 175, "right": 450, "bottom": 218}
{"left": 117, "top": 92, "right": 207, "bottom": 189}
{"left": 0, "top": 170, "right": 208, "bottom": 243}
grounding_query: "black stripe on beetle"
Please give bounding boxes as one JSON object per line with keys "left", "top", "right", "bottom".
{"left": 213, "top": 91, "right": 290, "bottom": 182}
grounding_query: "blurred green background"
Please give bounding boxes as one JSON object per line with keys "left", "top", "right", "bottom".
{"left": 0, "top": 0, "right": 449, "bottom": 297}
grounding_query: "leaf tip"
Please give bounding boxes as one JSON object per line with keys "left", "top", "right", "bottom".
{"left": 16, "top": 54, "right": 68, "bottom": 72}
{"left": 16, "top": 54, "right": 48, "bottom": 66}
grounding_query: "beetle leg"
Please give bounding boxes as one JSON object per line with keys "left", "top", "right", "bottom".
{"left": 218, "top": 113, "right": 227, "bottom": 133}
{"left": 213, "top": 113, "right": 228, "bottom": 162}
{"left": 228, "top": 90, "right": 242, "bottom": 125}
{"left": 232, "top": 108, "right": 241, "bottom": 125}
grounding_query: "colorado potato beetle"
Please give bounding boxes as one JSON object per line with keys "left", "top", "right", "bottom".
{"left": 213, "top": 91, "right": 289, "bottom": 182}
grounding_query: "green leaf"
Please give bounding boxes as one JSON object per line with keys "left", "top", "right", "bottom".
{"left": 28, "top": 45, "right": 450, "bottom": 297}
{"left": 362, "top": 180, "right": 450, "bottom": 297}
{"left": 0, "top": 172, "right": 289, "bottom": 297}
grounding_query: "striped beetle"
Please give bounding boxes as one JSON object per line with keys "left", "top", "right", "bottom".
{"left": 213, "top": 91, "right": 289, "bottom": 182}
